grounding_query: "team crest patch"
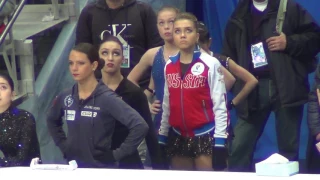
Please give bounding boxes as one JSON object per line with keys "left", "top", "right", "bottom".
{"left": 64, "top": 95, "right": 74, "bottom": 107}
{"left": 191, "top": 62, "right": 205, "bottom": 75}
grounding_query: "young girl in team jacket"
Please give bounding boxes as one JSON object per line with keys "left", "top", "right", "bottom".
{"left": 47, "top": 43, "right": 148, "bottom": 168}
{"left": 158, "top": 12, "right": 229, "bottom": 170}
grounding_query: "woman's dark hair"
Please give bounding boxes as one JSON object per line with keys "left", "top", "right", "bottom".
{"left": 174, "top": 12, "right": 198, "bottom": 32}
{"left": 99, "top": 35, "right": 124, "bottom": 52}
{"left": 72, "top": 43, "right": 104, "bottom": 71}
{"left": 157, "top": 6, "right": 180, "bottom": 17}
{"left": 0, "top": 73, "right": 14, "bottom": 91}
{"left": 198, "top": 21, "right": 210, "bottom": 44}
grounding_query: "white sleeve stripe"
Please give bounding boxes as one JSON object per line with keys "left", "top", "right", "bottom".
{"left": 205, "top": 56, "right": 228, "bottom": 139}
{"left": 158, "top": 61, "right": 171, "bottom": 137}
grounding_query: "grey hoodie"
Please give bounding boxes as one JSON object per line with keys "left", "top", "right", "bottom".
{"left": 47, "top": 80, "right": 149, "bottom": 168}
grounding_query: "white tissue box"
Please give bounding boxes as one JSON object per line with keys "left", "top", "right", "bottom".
{"left": 255, "top": 161, "right": 299, "bottom": 176}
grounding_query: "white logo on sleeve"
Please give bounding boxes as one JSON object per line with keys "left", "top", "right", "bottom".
{"left": 191, "top": 62, "right": 205, "bottom": 75}
{"left": 65, "top": 110, "right": 76, "bottom": 121}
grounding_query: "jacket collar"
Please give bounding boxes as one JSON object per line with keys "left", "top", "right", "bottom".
{"left": 95, "top": 0, "right": 136, "bottom": 10}
{"left": 231, "top": 0, "right": 279, "bottom": 21}
{"left": 170, "top": 47, "right": 201, "bottom": 64}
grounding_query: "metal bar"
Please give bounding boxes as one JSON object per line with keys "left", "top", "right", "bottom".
{"left": 51, "top": 0, "right": 59, "bottom": 20}
{"left": 0, "top": 0, "right": 8, "bottom": 13}
{"left": 19, "top": 39, "right": 35, "bottom": 95}
{"left": 2, "top": 51, "right": 13, "bottom": 78}
{"left": 0, "top": 0, "right": 26, "bottom": 46}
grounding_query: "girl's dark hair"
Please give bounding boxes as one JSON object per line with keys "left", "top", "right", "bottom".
{"left": 157, "top": 6, "right": 180, "bottom": 17}
{"left": 198, "top": 21, "right": 210, "bottom": 44}
{"left": 0, "top": 73, "right": 14, "bottom": 91}
{"left": 72, "top": 43, "right": 104, "bottom": 71}
{"left": 174, "top": 12, "right": 198, "bottom": 32}
{"left": 99, "top": 35, "right": 124, "bottom": 52}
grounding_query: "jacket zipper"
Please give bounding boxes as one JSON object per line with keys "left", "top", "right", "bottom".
{"left": 202, "top": 100, "right": 210, "bottom": 122}
{"left": 180, "top": 83, "right": 189, "bottom": 137}
{"left": 179, "top": 61, "right": 193, "bottom": 137}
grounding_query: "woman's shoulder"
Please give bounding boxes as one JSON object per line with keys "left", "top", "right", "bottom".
{"left": 138, "top": 46, "right": 162, "bottom": 67}
{"left": 121, "top": 78, "right": 144, "bottom": 95}
{"left": 212, "top": 53, "right": 229, "bottom": 62}
{"left": 10, "top": 107, "right": 35, "bottom": 122}
{"left": 145, "top": 47, "right": 162, "bottom": 57}
{"left": 212, "top": 53, "right": 230, "bottom": 69}
{"left": 55, "top": 87, "right": 74, "bottom": 99}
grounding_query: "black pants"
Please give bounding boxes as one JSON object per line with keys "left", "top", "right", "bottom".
{"left": 228, "top": 79, "right": 303, "bottom": 172}
{"left": 118, "top": 150, "right": 144, "bottom": 169}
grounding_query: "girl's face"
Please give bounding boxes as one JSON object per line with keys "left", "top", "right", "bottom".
{"left": 99, "top": 41, "right": 123, "bottom": 75}
{"left": 157, "top": 10, "right": 177, "bottom": 42}
{"left": 173, "top": 19, "right": 199, "bottom": 51}
{"left": 0, "top": 77, "right": 14, "bottom": 108}
{"left": 69, "top": 50, "right": 97, "bottom": 82}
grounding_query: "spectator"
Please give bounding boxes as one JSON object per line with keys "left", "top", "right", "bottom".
{"left": 222, "top": 0, "right": 320, "bottom": 172}
{"left": 76, "top": 0, "right": 163, "bottom": 89}
{"left": 307, "top": 64, "right": 320, "bottom": 174}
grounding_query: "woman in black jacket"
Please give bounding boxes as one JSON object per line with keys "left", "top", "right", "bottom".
{"left": 0, "top": 73, "right": 39, "bottom": 167}
{"left": 99, "top": 36, "right": 164, "bottom": 169}
{"left": 307, "top": 64, "right": 320, "bottom": 173}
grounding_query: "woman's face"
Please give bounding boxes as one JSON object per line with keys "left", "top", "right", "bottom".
{"left": 69, "top": 50, "right": 96, "bottom": 82}
{"left": 0, "top": 77, "right": 14, "bottom": 107}
{"left": 99, "top": 41, "right": 123, "bottom": 75}
{"left": 173, "top": 19, "right": 199, "bottom": 51}
{"left": 157, "top": 10, "right": 177, "bottom": 42}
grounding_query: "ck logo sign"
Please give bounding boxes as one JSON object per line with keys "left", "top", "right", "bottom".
{"left": 100, "top": 24, "right": 132, "bottom": 45}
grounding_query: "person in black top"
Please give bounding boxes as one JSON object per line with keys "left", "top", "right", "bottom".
{"left": 76, "top": 0, "right": 163, "bottom": 89}
{"left": 0, "top": 73, "right": 40, "bottom": 167}
{"left": 47, "top": 43, "right": 148, "bottom": 168}
{"left": 222, "top": 0, "right": 320, "bottom": 172}
{"left": 99, "top": 36, "right": 164, "bottom": 169}
{"left": 307, "top": 65, "right": 320, "bottom": 174}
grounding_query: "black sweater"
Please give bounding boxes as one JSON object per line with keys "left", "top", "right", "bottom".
{"left": 113, "top": 78, "right": 164, "bottom": 169}
{"left": 0, "top": 107, "right": 39, "bottom": 167}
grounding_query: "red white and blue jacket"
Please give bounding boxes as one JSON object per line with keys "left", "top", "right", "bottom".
{"left": 158, "top": 50, "right": 229, "bottom": 147}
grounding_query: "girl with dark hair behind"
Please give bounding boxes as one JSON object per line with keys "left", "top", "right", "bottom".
{"left": 99, "top": 36, "right": 164, "bottom": 169}
{"left": 47, "top": 43, "right": 149, "bottom": 168}
{"left": 0, "top": 73, "right": 40, "bottom": 167}
{"left": 197, "top": 21, "right": 258, "bottom": 170}
{"left": 198, "top": 21, "right": 258, "bottom": 110}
